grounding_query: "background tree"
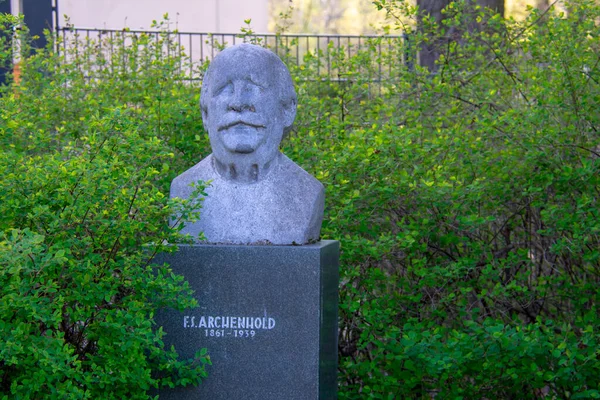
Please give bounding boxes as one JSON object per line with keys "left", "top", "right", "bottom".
{"left": 416, "top": 0, "right": 451, "bottom": 70}
{"left": 417, "top": 0, "right": 505, "bottom": 71}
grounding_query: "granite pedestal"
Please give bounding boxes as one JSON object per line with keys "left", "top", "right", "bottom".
{"left": 154, "top": 240, "right": 339, "bottom": 399}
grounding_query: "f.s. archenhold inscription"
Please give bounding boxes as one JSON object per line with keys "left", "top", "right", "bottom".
{"left": 170, "top": 43, "right": 324, "bottom": 245}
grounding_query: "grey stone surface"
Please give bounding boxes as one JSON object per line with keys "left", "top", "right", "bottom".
{"left": 154, "top": 241, "right": 339, "bottom": 400}
{"left": 170, "top": 43, "right": 324, "bottom": 245}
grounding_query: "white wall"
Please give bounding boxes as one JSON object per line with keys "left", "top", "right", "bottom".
{"left": 10, "top": 0, "right": 22, "bottom": 15}
{"left": 58, "top": 0, "right": 269, "bottom": 33}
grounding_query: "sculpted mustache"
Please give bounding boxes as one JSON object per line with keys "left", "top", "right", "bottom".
{"left": 218, "top": 121, "right": 266, "bottom": 132}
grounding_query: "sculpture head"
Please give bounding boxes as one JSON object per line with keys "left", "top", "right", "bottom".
{"left": 200, "top": 44, "right": 297, "bottom": 173}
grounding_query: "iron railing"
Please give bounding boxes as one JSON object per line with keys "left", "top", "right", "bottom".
{"left": 57, "top": 27, "right": 411, "bottom": 84}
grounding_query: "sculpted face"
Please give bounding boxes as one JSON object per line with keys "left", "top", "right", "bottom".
{"left": 201, "top": 44, "right": 296, "bottom": 169}
{"left": 209, "top": 67, "right": 274, "bottom": 155}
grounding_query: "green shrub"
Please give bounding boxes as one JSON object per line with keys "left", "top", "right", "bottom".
{"left": 280, "top": 0, "right": 600, "bottom": 397}
{"left": 0, "top": 16, "right": 209, "bottom": 399}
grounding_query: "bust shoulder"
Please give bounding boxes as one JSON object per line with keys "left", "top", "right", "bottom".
{"left": 271, "top": 155, "right": 324, "bottom": 196}
{"left": 170, "top": 155, "right": 217, "bottom": 200}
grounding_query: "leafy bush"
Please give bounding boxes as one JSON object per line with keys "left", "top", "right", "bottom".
{"left": 0, "top": 16, "right": 209, "bottom": 399}
{"left": 280, "top": 0, "right": 600, "bottom": 397}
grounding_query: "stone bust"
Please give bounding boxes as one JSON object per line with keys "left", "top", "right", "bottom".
{"left": 170, "top": 43, "right": 324, "bottom": 245}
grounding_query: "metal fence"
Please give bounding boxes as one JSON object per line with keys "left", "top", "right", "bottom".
{"left": 57, "top": 27, "right": 410, "bottom": 84}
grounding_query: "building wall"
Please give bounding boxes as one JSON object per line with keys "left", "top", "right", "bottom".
{"left": 58, "top": 0, "right": 269, "bottom": 33}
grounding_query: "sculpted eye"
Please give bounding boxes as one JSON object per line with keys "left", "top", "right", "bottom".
{"left": 243, "top": 84, "right": 259, "bottom": 94}
{"left": 247, "top": 76, "right": 267, "bottom": 90}
{"left": 214, "top": 82, "right": 233, "bottom": 96}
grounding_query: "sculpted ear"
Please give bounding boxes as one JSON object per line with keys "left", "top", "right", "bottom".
{"left": 200, "top": 80, "right": 210, "bottom": 130}
{"left": 201, "top": 104, "right": 209, "bottom": 132}
{"left": 282, "top": 97, "right": 297, "bottom": 129}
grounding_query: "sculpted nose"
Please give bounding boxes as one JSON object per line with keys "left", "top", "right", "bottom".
{"left": 228, "top": 101, "right": 246, "bottom": 112}
{"left": 228, "top": 86, "right": 255, "bottom": 112}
